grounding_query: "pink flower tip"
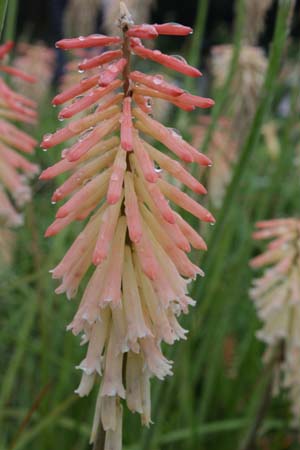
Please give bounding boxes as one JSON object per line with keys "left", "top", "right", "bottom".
{"left": 44, "top": 227, "right": 54, "bottom": 237}
{"left": 206, "top": 214, "right": 216, "bottom": 223}
{"left": 39, "top": 171, "right": 48, "bottom": 180}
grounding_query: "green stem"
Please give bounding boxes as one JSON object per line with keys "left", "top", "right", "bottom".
{"left": 0, "top": 0, "right": 8, "bottom": 37}
{"left": 0, "top": 293, "right": 37, "bottom": 429}
{"left": 4, "top": 0, "right": 18, "bottom": 42}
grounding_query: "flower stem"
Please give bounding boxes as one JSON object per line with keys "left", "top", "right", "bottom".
{"left": 0, "top": 0, "right": 8, "bottom": 37}
{"left": 3, "top": 0, "right": 18, "bottom": 42}
{"left": 238, "top": 343, "right": 284, "bottom": 450}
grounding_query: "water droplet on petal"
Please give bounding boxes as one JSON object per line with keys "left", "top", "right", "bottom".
{"left": 153, "top": 75, "right": 164, "bottom": 85}
{"left": 78, "top": 36, "right": 85, "bottom": 41}
{"left": 79, "top": 127, "right": 94, "bottom": 142}
{"left": 171, "top": 55, "right": 187, "bottom": 64}
{"left": 43, "top": 133, "right": 52, "bottom": 141}
{"left": 58, "top": 117, "right": 65, "bottom": 122}
{"left": 51, "top": 201, "right": 56, "bottom": 205}
{"left": 154, "top": 162, "right": 163, "bottom": 174}
{"left": 52, "top": 104, "right": 57, "bottom": 108}
{"left": 78, "top": 69, "right": 85, "bottom": 74}
{"left": 168, "top": 128, "right": 182, "bottom": 138}
{"left": 61, "top": 148, "right": 69, "bottom": 159}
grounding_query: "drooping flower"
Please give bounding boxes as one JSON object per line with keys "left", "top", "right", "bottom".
{"left": 0, "top": 41, "right": 38, "bottom": 230}
{"left": 250, "top": 218, "right": 300, "bottom": 422}
{"left": 41, "top": 4, "right": 214, "bottom": 448}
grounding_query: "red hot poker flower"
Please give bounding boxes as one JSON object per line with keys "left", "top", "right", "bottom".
{"left": 0, "top": 41, "right": 38, "bottom": 228}
{"left": 41, "top": 3, "right": 215, "bottom": 448}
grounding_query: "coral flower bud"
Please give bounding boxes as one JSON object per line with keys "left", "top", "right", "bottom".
{"left": 153, "top": 23, "right": 193, "bottom": 36}
{"left": 120, "top": 97, "right": 133, "bottom": 151}
{"left": 127, "top": 24, "right": 158, "bottom": 39}
{"left": 56, "top": 34, "right": 121, "bottom": 50}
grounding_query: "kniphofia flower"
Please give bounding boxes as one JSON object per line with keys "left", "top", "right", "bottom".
{"left": 211, "top": 44, "right": 267, "bottom": 141}
{"left": 0, "top": 41, "right": 38, "bottom": 229}
{"left": 191, "top": 116, "right": 238, "bottom": 208}
{"left": 250, "top": 218, "right": 300, "bottom": 421}
{"left": 41, "top": 4, "right": 215, "bottom": 448}
{"left": 12, "top": 42, "right": 55, "bottom": 102}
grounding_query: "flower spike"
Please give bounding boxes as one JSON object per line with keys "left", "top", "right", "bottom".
{"left": 250, "top": 218, "right": 300, "bottom": 422}
{"left": 42, "top": 4, "right": 214, "bottom": 448}
{"left": 0, "top": 41, "right": 38, "bottom": 231}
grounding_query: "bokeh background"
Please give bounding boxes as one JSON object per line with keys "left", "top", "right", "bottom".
{"left": 1, "top": 1, "right": 300, "bottom": 449}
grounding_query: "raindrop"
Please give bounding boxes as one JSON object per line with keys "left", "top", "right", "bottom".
{"left": 171, "top": 55, "right": 187, "bottom": 64}
{"left": 51, "top": 201, "right": 57, "bottom": 205}
{"left": 154, "top": 162, "right": 163, "bottom": 174}
{"left": 43, "top": 133, "right": 52, "bottom": 141}
{"left": 42, "top": 148, "right": 48, "bottom": 152}
{"left": 168, "top": 128, "right": 182, "bottom": 138}
{"left": 209, "top": 222, "right": 215, "bottom": 227}
{"left": 78, "top": 69, "right": 85, "bottom": 74}
{"left": 58, "top": 117, "right": 65, "bottom": 122}
{"left": 153, "top": 75, "right": 164, "bottom": 85}
{"left": 79, "top": 127, "right": 94, "bottom": 142}
{"left": 78, "top": 36, "right": 85, "bottom": 41}
{"left": 208, "top": 163, "right": 213, "bottom": 167}
{"left": 75, "top": 95, "right": 85, "bottom": 102}
{"left": 153, "top": 50, "right": 162, "bottom": 55}
{"left": 61, "top": 148, "right": 69, "bottom": 159}
{"left": 52, "top": 104, "right": 57, "bottom": 108}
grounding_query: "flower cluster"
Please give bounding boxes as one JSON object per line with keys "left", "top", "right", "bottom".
{"left": 190, "top": 116, "right": 237, "bottom": 208}
{"left": 211, "top": 44, "right": 267, "bottom": 140}
{"left": 41, "top": 4, "right": 214, "bottom": 448}
{"left": 0, "top": 41, "right": 38, "bottom": 229}
{"left": 250, "top": 218, "right": 300, "bottom": 421}
{"left": 12, "top": 42, "right": 55, "bottom": 102}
